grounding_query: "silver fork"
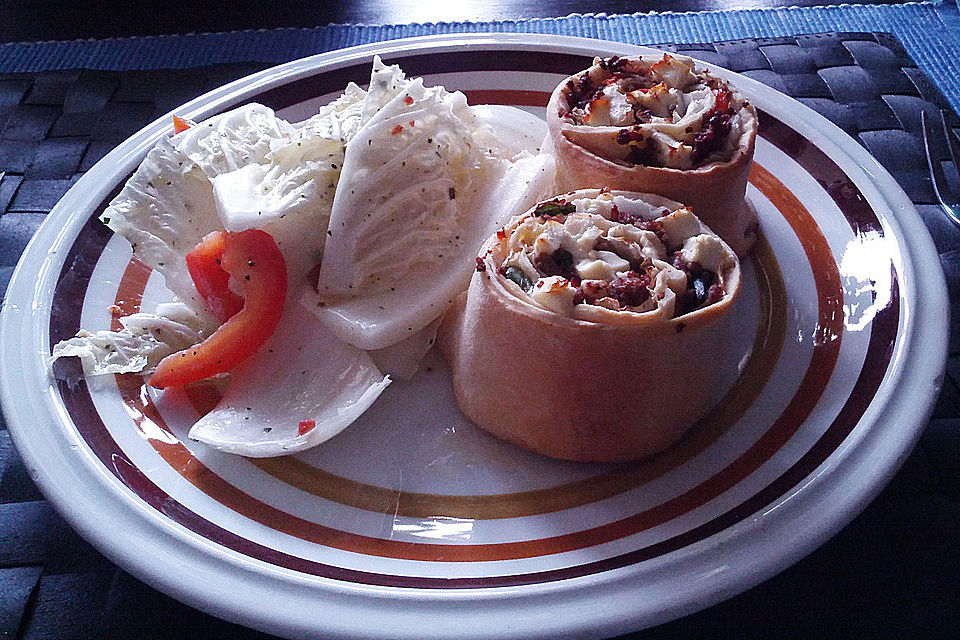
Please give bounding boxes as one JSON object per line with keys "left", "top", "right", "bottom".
{"left": 923, "top": 108, "right": 960, "bottom": 228}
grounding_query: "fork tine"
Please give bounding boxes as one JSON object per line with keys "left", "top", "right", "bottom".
{"left": 923, "top": 110, "right": 960, "bottom": 228}
{"left": 940, "top": 109, "right": 960, "bottom": 182}
{"left": 923, "top": 111, "right": 952, "bottom": 200}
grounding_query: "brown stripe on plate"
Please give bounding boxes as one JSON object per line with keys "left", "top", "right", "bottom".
{"left": 49, "top": 212, "right": 115, "bottom": 348}
{"left": 462, "top": 90, "right": 550, "bottom": 108}
{"left": 48, "top": 73, "right": 901, "bottom": 585}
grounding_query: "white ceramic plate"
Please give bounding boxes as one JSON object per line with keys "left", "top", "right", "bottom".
{"left": 0, "top": 34, "right": 948, "bottom": 639}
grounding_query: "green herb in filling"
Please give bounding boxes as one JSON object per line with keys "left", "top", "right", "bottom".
{"left": 534, "top": 201, "right": 576, "bottom": 218}
{"left": 504, "top": 266, "right": 533, "bottom": 292}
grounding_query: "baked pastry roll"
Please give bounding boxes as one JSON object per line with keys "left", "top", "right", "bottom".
{"left": 546, "top": 54, "right": 758, "bottom": 255}
{"left": 439, "top": 189, "right": 741, "bottom": 462}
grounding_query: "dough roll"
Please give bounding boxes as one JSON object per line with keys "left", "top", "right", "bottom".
{"left": 439, "top": 189, "right": 741, "bottom": 462}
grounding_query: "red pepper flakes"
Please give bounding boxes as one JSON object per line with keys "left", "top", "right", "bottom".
{"left": 298, "top": 419, "right": 316, "bottom": 435}
{"left": 714, "top": 88, "right": 730, "bottom": 114}
{"left": 172, "top": 115, "right": 191, "bottom": 133}
{"left": 409, "top": 120, "right": 416, "bottom": 127}
{"left": 403, "top": 95, "right": 414, "bottom": 105}
{"left": 496, "top": 228, "right": 507, "bottom": 240}
{"left": 391, "top": 124, "right": 404, "bottom": 135}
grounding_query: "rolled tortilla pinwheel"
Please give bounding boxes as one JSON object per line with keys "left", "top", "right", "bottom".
{"left": 439, "top": 189, "right": 741, "bottom": 462}
{"left": 545, "top": 54, "right": 758, "bottom": 256}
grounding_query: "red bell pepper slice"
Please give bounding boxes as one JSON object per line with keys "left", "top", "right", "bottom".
{"left": 149, "top": 229, "right": 287, "bottom": 389}
{"left": 185, "top": 231, "right": 244, "bottom": 323}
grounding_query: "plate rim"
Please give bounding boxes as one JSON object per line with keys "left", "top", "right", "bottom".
{"left": 0, "top": 32, "right": 948, "bottom": 639}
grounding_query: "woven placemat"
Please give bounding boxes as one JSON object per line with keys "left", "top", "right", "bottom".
{"left": 1, "top": 2, "right": 958, "bottom": 114}
{"left": 2, "top": 32, "right": 960, "bottom": 640}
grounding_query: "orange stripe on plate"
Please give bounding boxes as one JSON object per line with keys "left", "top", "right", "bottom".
{"left": 750, "top": 164, "right": 845, "bottom": 350}
{"left": 110, "top": 257, "right": 151, "bottom": 331}
{"left": 245, "top": 236, "right": 786, "bottom": 519}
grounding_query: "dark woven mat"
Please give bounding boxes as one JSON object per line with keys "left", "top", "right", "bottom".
{"left": 2, "top": 32, "right": 960, "bottom": 640}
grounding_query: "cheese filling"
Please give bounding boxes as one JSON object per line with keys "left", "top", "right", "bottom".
{"left": 494, "top": 192, "right": 734, "bottom": 318}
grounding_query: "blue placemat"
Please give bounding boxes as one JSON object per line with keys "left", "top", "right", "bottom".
{"left": 2, "top": 2, "right": 960, "bottom": 111}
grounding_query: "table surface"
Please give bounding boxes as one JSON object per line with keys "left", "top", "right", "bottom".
{"left": 2, "top": 4, "right": 960, "bottom": 640}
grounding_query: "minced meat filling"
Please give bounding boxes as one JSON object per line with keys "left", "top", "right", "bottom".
{"left": 493, "top": 194, "right": 732, "bottom": 318}
{"left": 594, "top": 271, "right": 652, "bottom": 309}
{"left": 690, "top": 112, "right": 733, "bottom": 165}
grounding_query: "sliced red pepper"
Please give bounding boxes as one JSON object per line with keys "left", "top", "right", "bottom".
{"left": 172, "top": 115, "right": 192, "bottom": 134}
{"left": 186, "top": 231, "right": 244, "bottom": 323}
{"left": 149, "top": 229, "right": 287, "bottom": 389}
